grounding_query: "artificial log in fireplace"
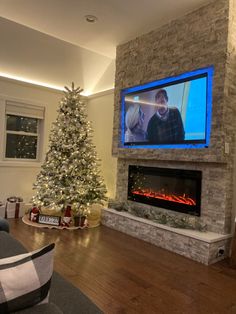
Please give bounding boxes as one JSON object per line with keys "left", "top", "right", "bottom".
{"left": 128, "top": 165, "right": 202, "bottom": 216}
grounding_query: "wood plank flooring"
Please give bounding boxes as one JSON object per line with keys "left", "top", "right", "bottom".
{"left": 230, "top": 224, "right": 236, "bottom": 268}
{"left": 8, "top": 219, "right": 236, "bottom": 314}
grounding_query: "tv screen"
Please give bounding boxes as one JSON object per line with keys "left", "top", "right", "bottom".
{"left": 121, "top": 66, "right": 214, "bottom": 149}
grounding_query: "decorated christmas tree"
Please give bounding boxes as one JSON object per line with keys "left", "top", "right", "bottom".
{"left": 32, "top": 83, "right": 107, "bottom": 215}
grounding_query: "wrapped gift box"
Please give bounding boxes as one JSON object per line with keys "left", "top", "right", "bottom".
{"left": 0, "top": 204, "right": 6, "bottom": 218}
{"left": 6, "top": 201, "right": 25, "bottom": 218}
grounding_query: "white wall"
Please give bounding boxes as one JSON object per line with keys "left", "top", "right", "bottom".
{"left": 0, "top": 17, "right": 115, "bottom": 95}
{"left": 0, "top": 78, "right": 117, "bottom": 204}
{"left": 87, "top": 91, "right": 117, "bottom": 199}
{"left": 0, "top": 77, "right": 62, "bottom": 203}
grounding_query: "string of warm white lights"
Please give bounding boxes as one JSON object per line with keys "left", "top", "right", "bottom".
{"left": 32, "top": 83, "right": 107, "bottom": 214}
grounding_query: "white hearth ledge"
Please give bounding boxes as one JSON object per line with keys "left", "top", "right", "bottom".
{"left": 102, "top": 208, "right": 233, "bottom": 264}
{"left": 103, "top": 208, "right": 232, "bottom": 243}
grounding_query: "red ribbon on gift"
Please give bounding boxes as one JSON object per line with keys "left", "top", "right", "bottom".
{"left": 15, "top": 203, "right": 20, "bottom": 218}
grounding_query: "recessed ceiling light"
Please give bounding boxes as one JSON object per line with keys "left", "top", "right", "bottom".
{"left": 84, "top": 15, "right": 98, "bottom": 23}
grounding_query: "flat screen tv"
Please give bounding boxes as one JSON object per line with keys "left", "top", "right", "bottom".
{"left": 121, "top": 66, "right": 214, "bottom": 149}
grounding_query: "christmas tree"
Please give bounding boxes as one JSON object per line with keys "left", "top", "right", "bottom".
{"left": 32, "top": 83, "right": 107, "bottom": 214}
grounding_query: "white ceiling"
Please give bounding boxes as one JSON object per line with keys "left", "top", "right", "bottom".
{"left": 0, "top": 0, "right": 210, "bottom": 59}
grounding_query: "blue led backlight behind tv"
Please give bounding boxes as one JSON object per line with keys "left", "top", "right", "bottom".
{"left": 121, "top": 66, "right": 214, "bottom": 149}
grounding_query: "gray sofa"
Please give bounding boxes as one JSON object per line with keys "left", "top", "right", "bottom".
{"left": 0, "top": 228, "right": 103, "bottom": 313}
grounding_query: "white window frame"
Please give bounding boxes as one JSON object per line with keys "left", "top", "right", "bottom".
{"left": 0, "top": 97, "right": 45, "bottom": 165}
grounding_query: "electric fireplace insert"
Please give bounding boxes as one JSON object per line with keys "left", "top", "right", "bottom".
{"left": 128, "top": 165, "right": 202, "bottom": 216}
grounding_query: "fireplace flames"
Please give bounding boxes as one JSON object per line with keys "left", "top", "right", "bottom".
{"left": 132, "top": 189, "right": 196, "bottom": 206}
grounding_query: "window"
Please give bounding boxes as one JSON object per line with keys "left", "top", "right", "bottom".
{"left": 4, "top": 101, "right": 44, "bottom": 161}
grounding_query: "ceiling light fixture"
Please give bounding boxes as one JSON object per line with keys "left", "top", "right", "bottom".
{"left": 84, "top": 15, "right": 98, "bottom": 23}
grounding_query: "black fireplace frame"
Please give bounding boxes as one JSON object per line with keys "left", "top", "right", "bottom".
{"left": 127, "top": 165, "right": 202, "bottom": 216}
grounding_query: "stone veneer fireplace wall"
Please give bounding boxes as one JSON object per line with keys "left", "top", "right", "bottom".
{"left": 102, "top": 0, "right": 236, "bottom": 264}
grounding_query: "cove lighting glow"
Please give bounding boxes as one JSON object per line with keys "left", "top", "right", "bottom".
{"left": 0, "top": 72, "right": 64, "bottom": 91}
{"left": 0, "top": 72, "right": 89, "bottom": 96}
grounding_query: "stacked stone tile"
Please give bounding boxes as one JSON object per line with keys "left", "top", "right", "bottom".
{"left": 103, "top": 0, "right": 236, "bottom": 264}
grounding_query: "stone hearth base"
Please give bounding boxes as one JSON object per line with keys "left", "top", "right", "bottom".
{"left": 101, "top": 208, "right": 232, "bottom": 265}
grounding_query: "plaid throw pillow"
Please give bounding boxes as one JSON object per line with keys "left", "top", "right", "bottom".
{"left": 0, "top": 243, "right": 55, "bottom": 313}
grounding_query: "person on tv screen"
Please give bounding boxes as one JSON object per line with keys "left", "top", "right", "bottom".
{"left": 147, "top": 89, "right": 185, "bottom": 144}
{"left": 125, "top": 104, "right": 147, "bottom": 143}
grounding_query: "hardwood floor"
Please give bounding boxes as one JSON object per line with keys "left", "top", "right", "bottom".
{"left": 230, "top": 224, "right": 236, "bottom": 268}
{"left": 8, "top": 219, "right": 236, "bottom": 314}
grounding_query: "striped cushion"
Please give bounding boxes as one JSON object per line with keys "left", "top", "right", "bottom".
{"left": 0, "top": 243, "right": 55, "bottom": 313}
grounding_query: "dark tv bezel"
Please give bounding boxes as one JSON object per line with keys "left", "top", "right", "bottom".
{"left": 120, "top": 66, "right": 214, "bottom": 149}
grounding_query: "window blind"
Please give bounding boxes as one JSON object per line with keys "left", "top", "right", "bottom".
{"left": 5, "top": 101, "right": 45, "bottom": 119}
